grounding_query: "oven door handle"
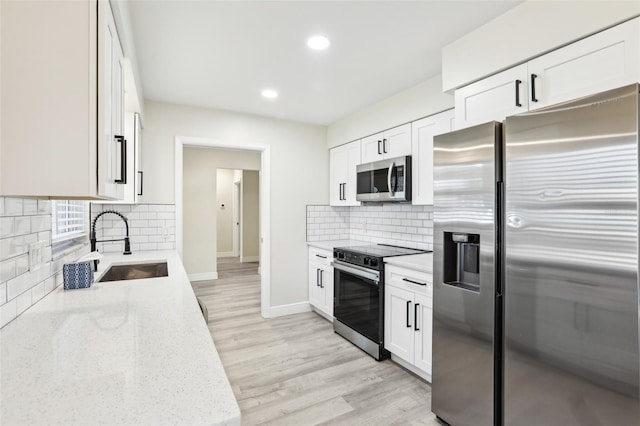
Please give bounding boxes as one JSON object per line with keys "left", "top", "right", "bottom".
{"left": 332, "top": 260, "right": 380, "bottom": 284}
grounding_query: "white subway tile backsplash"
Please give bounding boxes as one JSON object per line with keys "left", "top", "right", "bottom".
{"left": 23, "top": 199, "right": 38, "bottom": 215}
{"left": 1, "top": 217, "right": 14, "bottom": 238}
{"left": 3, "top": 198, "right": 23, "bottom": 216}
{"left": 307, "top": 204, "right": 434, "bottom": 250}
{"left": 0, "top": 299, "right": 17, "bottom": 328}
{"left": 91, "top": 204, "right": 176, "bottom": 254}
{"left": 0, "top": 197, "right": 89, "bottom": 329}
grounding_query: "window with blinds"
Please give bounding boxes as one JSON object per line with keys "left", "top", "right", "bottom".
{"left": 52, "top": 200, "right": 88, "bottom": 243}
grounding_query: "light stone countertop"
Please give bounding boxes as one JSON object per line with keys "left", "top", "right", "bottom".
{"left": 384, "top": 252, "right": 433, "bottom": 274}
{"left": 0, "top": 250, "right": 240, "bottom": 426}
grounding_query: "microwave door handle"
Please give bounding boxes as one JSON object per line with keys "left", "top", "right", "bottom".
{"left": 387, "top": 161, "right": 395, "bottom": 196}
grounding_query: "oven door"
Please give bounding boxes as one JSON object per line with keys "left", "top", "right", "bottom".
{"left": 333, "top": 260, "right": 382, "bottom": 343}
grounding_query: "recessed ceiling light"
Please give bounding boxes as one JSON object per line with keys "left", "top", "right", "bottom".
{"left": 261, "top": 89, "right": 278, "bottom": 99}
{"left": 307, "top": 35, "right": 330, "bottom": 51}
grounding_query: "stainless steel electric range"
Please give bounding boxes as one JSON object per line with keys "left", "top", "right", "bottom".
{"left": 332, "top": 244, "right": 429, "bottom": 360}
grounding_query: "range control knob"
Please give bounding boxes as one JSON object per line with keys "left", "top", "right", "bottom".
{"left": 363, "top": 257, "right": 370, "bottom": 266}
{"left": 370, "top": 259, "right": 379, "bottom": 268}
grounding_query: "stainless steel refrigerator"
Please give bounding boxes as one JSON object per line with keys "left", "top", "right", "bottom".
{"left": 432, "top": 84, "right": 640, "bottom": 426}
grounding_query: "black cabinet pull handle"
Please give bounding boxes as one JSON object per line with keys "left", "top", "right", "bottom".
{"left": 414, "top": 303, "right": 420, "bottom": 331}
{"left": 402, "top": 277, "right": 427, "bottom": 286}
{"left": 137, "top": 171, "right": 144, "bottom": 196}
{"left": 406, "top": 300, "right": 411, "bottom": 328}
{"left": 377, "top": 140, "right": 382, "bottom": 155}
{"left": 515, "top": 79, "right": 522, "bottom": 107}
{"left": 114, "top": 135, "right": 127, "bottom": 184}
{"left": 531, "top": 74, "right": 538, "bottom": 103}
{"left": 383, "top": 138, "right": 387, "bottom": 154}
{"left": 316, "top": 269, "right": 320, "bottom": 287}
{"left": 315, "top": 254, "right": 327, "bottom": 259}
{"left": 320, "top": 270, "right": 324, "bottom": 288}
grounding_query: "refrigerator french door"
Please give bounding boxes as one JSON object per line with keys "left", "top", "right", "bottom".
{"left": 503, "top": 84, "right": 640, "bottom": 425}
{"left": 432, "top": 122, "right": 502, "bottom": 426}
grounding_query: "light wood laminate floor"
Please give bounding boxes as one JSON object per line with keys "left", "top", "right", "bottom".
{"left": 192, "top": 257, "right": 441, "bottom": 425}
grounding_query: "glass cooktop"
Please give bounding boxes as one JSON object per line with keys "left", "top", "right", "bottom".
{"left": 335, "top": 244, "right": 429, "bottom": 259}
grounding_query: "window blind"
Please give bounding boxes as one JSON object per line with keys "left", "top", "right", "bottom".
{"left": 52, "top": 200, "right": 87, "bottom": 242}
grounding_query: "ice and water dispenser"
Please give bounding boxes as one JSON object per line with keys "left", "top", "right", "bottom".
{"left": 443, "top": 232, "right": 480, "bottom": 292}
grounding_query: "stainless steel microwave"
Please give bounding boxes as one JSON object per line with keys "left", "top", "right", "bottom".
{"left": 356, "top": 156, "right": 411, "bottom": 202}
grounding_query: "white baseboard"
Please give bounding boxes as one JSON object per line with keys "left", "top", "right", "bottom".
{"left": 241, "top": 256, "right": 259, "bottom": 263}
{"left": 217, "top": 251, "right": 236, "bottom": 258}
{"left": 310, "top": 306, "right": 334, "bottom": 322}
{"left": 390, "top": 354, "right": 431, "bottom": 383}
{"left": 269, "top": 301, "right": 311, "bottom": 317}
{"left": 188, "top": 272, "right": 219, "bottom": 281}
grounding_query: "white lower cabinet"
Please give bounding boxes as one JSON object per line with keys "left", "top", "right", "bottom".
{"left": 384, "top": 264, "right": 433, "bottom": 380}
{"left": 308, "top": 247, "right": 334, "bottom": 319}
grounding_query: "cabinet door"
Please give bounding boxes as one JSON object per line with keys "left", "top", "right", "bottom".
{"left": 412, "top": 110, "right": 454, "bottom": 205}
{"left": 454, "top": 63, "right": 529, "bottom": 129}
{"left": 308, "top": 262, "right": 324, "bottom": 308}
{"left": 361, "top": 132, "right": 384, "bottom": 163}
{"left": 343, "top": 140, "right": 362, "bottom": 206}
{"left": 329, "top": 146, "right": 347, "bottom": 206}
{"left": 320, "top": 266, "right": 334, "bottom": 317}
{"left": 384, "top": 285, "right": 415, "bottom": 363}
{"left": 414, "top": 293, "right": 433, "bottom": 375}
{"left": 528, "top": 17, "right": 640, "bottom": 110}
{"left": 112, "top": 38, "right": 125, "bottom": 200}
{"left": 383, "top": 124, "right": 411, "bottom": 159}
{"left": 98, "top": 0, "right": 123, "bottom": 199}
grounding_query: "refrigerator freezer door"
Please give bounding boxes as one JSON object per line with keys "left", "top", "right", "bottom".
{"left": 504, "top": 84, "right": 640, "bottom": 425}
{"left": 432, "top": 122, "right": 501, "bottom": 426}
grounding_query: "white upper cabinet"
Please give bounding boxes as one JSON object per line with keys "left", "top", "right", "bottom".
{"left": 454, "top": 17, "right": 640, "bottom": 128}
{"left": 360, "top": 132, "right": 385, "bottom": 164}
{"left": 455, "top": 64, "right": 529, "bottom": 129}
{"left": 411, "top": 109, "right": 455, "bottom": 205}
{"left": 1, "top": 0, "right": 126, "bottom": 199}
{"left": 528, "top": 17, "right": 640, "bottom": 110}
{"left": 329, "top": 140, "right": 361, "bottom": 206}
{"left": 360, "top": 124, "right": 412, "bottom": 163}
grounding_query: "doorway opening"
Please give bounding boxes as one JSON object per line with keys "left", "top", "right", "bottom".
{"left": 175, "top": 136, "right": 271, "bottom": 318}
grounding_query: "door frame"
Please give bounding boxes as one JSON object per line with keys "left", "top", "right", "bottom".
{"left": 233, "top": 179, "right": 242, "bottom": 260}
{"left": 175, "top": 136, "right": 271, "bottom": 319}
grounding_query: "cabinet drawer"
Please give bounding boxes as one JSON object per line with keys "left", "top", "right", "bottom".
{"left": 385, "top": 264, "right": 432, "bottom": 298}
{"left": 308, "top": 247, "right": 333, "bottom": 267}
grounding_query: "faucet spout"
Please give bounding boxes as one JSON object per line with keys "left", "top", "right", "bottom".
{"left": 90, "top": 210, "right": 133, "bottom": 269}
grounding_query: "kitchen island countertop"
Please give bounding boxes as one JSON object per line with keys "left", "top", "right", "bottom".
{"left": 0, "top": 250, "right": 240, "bottom": 425}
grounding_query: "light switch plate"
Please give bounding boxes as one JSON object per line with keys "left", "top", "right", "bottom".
{"left": 29, "top": 240, "right": 47, "bottom": 271}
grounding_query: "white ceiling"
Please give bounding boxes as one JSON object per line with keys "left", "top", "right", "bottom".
{"left": 128, "top": 1, "right": 521, "bottom": 125}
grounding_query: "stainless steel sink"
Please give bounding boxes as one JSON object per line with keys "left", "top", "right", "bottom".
{"left": 98, "top": 262, "right": 168, "bottom": 282}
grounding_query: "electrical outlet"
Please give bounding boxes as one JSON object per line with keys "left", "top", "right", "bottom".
{"left": 29, "top": 240, "right": 47, "bottom": 271}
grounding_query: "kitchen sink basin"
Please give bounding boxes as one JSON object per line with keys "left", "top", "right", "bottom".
{"left": 98, "top": 262, "right": 168, "bottom": 282}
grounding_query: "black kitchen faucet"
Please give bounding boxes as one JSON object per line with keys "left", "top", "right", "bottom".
{"left": 90, "top": 210, "right": 132, "bottom": 270}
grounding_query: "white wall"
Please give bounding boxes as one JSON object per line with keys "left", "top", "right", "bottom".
{"left": 143, "top": 101, "right": 328, "bottom": 307}
{"left": 183, "top": 148, "right": 259, "bottom": 277}
{"left": 327, "top": 75, "right": 453, "bottom": 148}
{"left": 442, "top": 0, "right": 640, "bottom": 91}
{"left": 216, "top": 169, "right": 236, "bottom": 254}
{"left": 242, "top": 170, "right": 259, "bottom": 260}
